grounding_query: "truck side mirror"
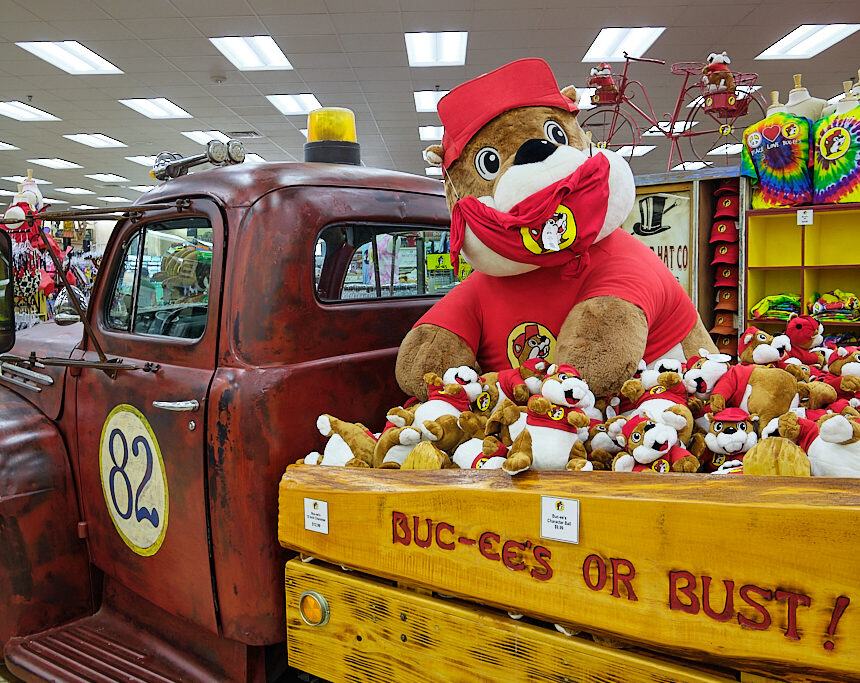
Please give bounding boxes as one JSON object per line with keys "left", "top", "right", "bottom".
{"left": 0, "top": 230, "right": 15, "bottom": 353}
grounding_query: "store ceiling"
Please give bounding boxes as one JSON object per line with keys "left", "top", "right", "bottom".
{"left": 0, "top": 0, "right": 858, "bottom": 206}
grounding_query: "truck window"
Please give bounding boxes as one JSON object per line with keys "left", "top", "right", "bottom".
{"left": 315, "top": 224, "right": 464, "bottom": 301}
{"left": 105, "top": 217, "right": 212, "bottom": 339}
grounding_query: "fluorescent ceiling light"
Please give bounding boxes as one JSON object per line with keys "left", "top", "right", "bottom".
{"left": 55, "top": 187, "right": 95, "bottom": 195}
{"left": 125, "top": 155, "right": 157, "bottom": 166}
{"left": 16, "top": 40, "right": 122, "bottom": 75}
{"left": 0, "top": 101, "right": 59, "bottom": 121}
{"left": 28, "top": 158, "right": 82, "bottom": 169}
{"left": 182, "top": 130, "right": 231, "bottom": 145}
{"left": 425, "top": 167, "right": 443, "bottom": 176}
{"left": 300, "top": 128, "right": 308, "bottom": 138}
{"left": 414, "top": 90, "right": 449, "bottom": 112}
{"left": 405, "top": 32, "right": 468, "bottom": 67}
{"left": 3, "top": 175, "right": 50, "bottom": 184}
{"left": 64, "top": 133, "right": 126, "bottom": 148}
{"left": 128, "top": 185, "right": 156, "bottom": 192}
{"left": 0, "top": 189, "right": 18, "bottom": 196}
{"left": 419, "top": 126, "right": 444, "bottom": 141}
{"left": 244, "top": 153, "right": 266, "bottom": 162}
{"left": 756, "top": 24, "right": 860, "bottom": 60}
{"left": 617, "top": 145, "right": 657, "bottom": 157}
{"left": 582, "top": 27, "right": 665, "bottom": 62}
{"left": 42, "top": 197, "right": 68, "bottom": 204}
{"left": 98, "top": 196, "right": 130, "bottom": 202}
{"left": 266, "top": 94, "right": 321, "bottom": 115}
{"left": 671, "top": 161, "right": 712, "bottom": 171}
{"left": 708, "top": 143, "right": 744, "bottom": 155}
{"left": 86, "top": 173, "right": 129, "bottom": 182}
{"left": 0, "top": 141, "right": 19, "bottom": 151}
{"left": 119, "top": 98, "right": 191, "bottom": 119}
{"left": 72, "top": 204, "right": 98, "bottom": 209}
{"left": 210, "top": 35, "right": 292, "bottom": 71}
{"left": 643, "top": 121, "right": 698, "bottom": 135}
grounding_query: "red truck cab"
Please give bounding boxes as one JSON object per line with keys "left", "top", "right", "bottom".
{"left": 0, "top": 158, "right": 451, "bottom": 681}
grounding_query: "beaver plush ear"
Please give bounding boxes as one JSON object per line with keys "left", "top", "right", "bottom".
{"left": 423, "top": 145, "right": 444, "bottom": 166}
{"left": 560, "top": 85, "right": 578, "bottom": 107}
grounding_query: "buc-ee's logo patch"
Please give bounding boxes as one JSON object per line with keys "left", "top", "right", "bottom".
{"left": 507, "top": 322, "right": 556, "bottom": 368}
{"left": 819, "top": 127, "right": 850, "bottom": 161}
{"left": 520, "top": 205, "right": 577, "bottom": 255}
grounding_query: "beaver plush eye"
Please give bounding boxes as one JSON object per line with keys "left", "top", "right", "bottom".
{"left": 739, "top": 422, "right": 747, "bottom": 431}
{"left": 474, "top": 147, "right": 500, "bottom": 180}
{"left": 631, "top": 432, "right": 642, "bottom": 443}
{"left": 756, "top": 333, "right": 768, "bottom": 342}
{"left": 544, "top": 120, "right": 568, "bottom": 145}
{"left": 713, "top": 421, "right": 723, "bottom": 432}
{"left": 557, "top": 372, "right": 569, "bottom": 380}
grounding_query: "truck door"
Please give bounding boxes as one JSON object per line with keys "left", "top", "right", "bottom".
{"left": 73, "top": 201, "right": 223, "bottom": 633}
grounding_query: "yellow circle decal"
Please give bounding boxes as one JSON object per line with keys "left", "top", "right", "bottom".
{"left": 651, "top": 459, "right": 670, "bottom": 473}
{"left": 99, "top": 404, "right": 169, "bottom": 557}
{"left": 549, "top": 406, "right": 565, "bottom": 421}
{"left": 820, "top": 127, "right": 850, "bottom": 160}
{"left": 520, "top": 205, "right": 577, "bottom": 255}
{"left": 782, "top": 122, "right": 801, "bottom": 139}
{"left": 506, "top": 322, "right": 556, "bottom": 368}
{"left": 476, "top": 391, "right": 491, "bottom": 412}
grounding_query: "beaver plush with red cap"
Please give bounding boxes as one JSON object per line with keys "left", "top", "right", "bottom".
{"left": 396, "top": 58, "right": 714, "bottom": 401}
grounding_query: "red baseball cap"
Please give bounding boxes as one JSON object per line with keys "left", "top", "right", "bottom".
{"left": 714, "top": 265, "right": 739, "bottom": 287}
{"left": 714, "top": 288, "right": 739, "bottom": 311}
{"left": 711, "top": 242, "right": 739, "bottom": 265}
{"left": 715, "top": 334, "right": 738, "bottom": 357}
{"left": 712, "top": 407, "right": 750, "bottom": 422}
{"left": 709, "top": 220, "right": 739, "bottom": 243}
{"left": 710, "top": 313, "right": 737, "bottom": 335}
{"left": 437, "top": 58, "right": 579, "bottom": 171}
{"left": 714, "top": 195, "right": 740, "bottom": 218}
{"left": 714, "top": 178, "right": 740, "bottom": 197}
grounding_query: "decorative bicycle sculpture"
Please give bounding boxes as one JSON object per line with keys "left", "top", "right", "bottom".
{"left": 580, "top": 52, "right": 767, "bottom": 171}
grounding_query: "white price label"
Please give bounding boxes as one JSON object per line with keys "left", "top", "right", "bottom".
{"left": 797, "top": 209, "right": 813, "bottom": 225}
{"left": 540, "top": 496, "right": 580, "bottom": 544}
{"left": 303, "top": 498, "right": 329, "bottom": 535}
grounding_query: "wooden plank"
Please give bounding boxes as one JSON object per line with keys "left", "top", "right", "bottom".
{"left": 286, "top": 559, "right": 736, "bottom": 683}
{"left": 278, "top": 468, "right": 860, "bottom": 682}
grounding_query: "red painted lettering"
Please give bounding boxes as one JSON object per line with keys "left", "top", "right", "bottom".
{"left": 530, "top": 546, "right": 553, "bottom": 581}
{"left": 435, "top": 522, "right": 455, "bottom": 551}
{"left": 392, "top": 511, "right": 411, "bottom": 546}
{"left": 610, "top": 558, "right": 638, "bottom": 601}
{"left": 502, "top": 540, "right": 527, "bottom": 571}
{"left": 583, "top": 554, "right": 607, "bottom": 592}
{"left": 701, "top": 576, "right": 734, "bottom": 622}
{"left": 775, "top": 590, "right": 811, "bottom": 640}
{"left": 479, "top": 531, "right": 500, "bottom": 561}
{"left": 738, "top": 584, "right": 773, "bottom": 630}
{"left": 669, "top": 571, "right": 700, "bottom": 614}
{"left": 412, "top": 516, "right": 432, "bottom": 549}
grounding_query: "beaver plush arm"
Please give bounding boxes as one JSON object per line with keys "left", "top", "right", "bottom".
{"left": 396, "top": 325, "right": 478, "bottom": 401}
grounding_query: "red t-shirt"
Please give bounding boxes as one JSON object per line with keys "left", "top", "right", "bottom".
{"left": 415, "top": 230, "right": 697, "bottom": 371}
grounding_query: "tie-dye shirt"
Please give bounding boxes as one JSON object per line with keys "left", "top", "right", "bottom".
{"left": 813, "top": 105, "right": 860, "bottom": 204}
{"left": 741, "top": 112, "right": 813, "bottom": 209}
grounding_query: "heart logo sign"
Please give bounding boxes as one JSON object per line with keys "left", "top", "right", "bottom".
{"left": 762, "top": 125, "right": 780, "bottom": 142}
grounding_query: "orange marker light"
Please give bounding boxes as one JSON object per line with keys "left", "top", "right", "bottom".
{"left": 298, "top": 591, "right": 330, "bottom": 626}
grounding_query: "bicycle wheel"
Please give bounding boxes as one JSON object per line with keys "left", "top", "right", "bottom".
{"left": 682, "top": 90, "right": 767, "bottom": 166}
{"left": 579, "top": 108, "right": 640, "bottom": 155}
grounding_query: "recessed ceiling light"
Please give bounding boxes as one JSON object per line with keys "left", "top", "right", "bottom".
{"left": 0, "top": 101, "right": 60, "bottom": 121}
{"left": 266, "top": 94, "right": 322, "bottom": 115}
{"left": 419, "top": 126, "right": 444, "bottom": 141}
{"left": 414, "top": 90, "right": 449, "bottom": 113}
{"left": 181, "top": 130, "right": 231, "bottom": 145}
{"left": 3, "top": 175, "right": 51, "bottom": 184}
{"left": 119, "top": 98, "right": 191, "bottom": 119}
{"left": 42, "top": 197, "right": 68, "bottom": 204}
{"left": 55, "top": 187, "right": 95, "bottom": 195}
{"left": 64, "top": 133, "right": 126, "bottom": 148}
{"left": 582, "top": 27, "right": 665, "bottom": 62}
{"left": 671, "top": 161, "right": 712, "bottom": 171}
{"left": 425, "top": 167, "right": 443, "bottom": 176}
{"left": 0, "top": 141, "right": 19, "bottom": 151}
{"left": 16, "top": 40, "right": 122, "bottom": 75}
{"left": 128, "top": 185, "right": 156, "bottom": 192}
{"left": 125, "top": 155, "right": 157, "bottom": 166}
{"left": 85, "top": 173, "right": 129, "bottom": 182}
{"left": 28, "top": 158, "right": 82, "bottom": 169}
{"left": 405, "top": 32, "right": 468, "bottom": 67}
{"left": 756, "top": 24, "right": 860, "bottom": 60}
{"left": 643, "top": 121, "right": 698, "bottom": 135}
{"left": 210, "top": 35, "right": 292, "bottom": 71}
{"left": 71, "top": 204, "right": 98, "bottom": 209}
{"left": 98, "top": 196, "right": 131, "bottom": 202}
{"left": 708, "top": 144, "right": 744, "bottom": 155}
{"left": 244, "top": 153, "right": 266, "bottom": 162}
{"left": 616, "top": 145, "right": 657, "bottom": 157}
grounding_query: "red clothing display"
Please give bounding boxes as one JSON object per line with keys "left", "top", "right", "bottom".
{"left": 416, "top": 229, "right": 698, "bottom": 371}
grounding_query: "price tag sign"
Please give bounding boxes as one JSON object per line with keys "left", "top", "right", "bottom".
{"left": 797, "top": 209, "right": 814, "bottom": 225}
{"left": 540, "top": 496, "right": 579, "bottom": 544}
{"left": 304, "top": 498, "right": 329, "bottom": 535}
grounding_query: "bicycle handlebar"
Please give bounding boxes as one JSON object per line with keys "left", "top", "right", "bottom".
{"left": 622, "top": 51, "right": 666, "bottom": 65}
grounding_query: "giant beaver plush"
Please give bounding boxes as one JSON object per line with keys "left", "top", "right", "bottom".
{"left": 396, "top": 58, "right": 715, "bottom": 400}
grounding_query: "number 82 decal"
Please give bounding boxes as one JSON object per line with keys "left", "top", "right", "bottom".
{"left": 99, "top": 404, "right": 169, "bottom": 556}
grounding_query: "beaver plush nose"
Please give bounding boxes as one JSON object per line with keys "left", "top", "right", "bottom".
{"left": 514, "top": 139, "right": 556, "bottom": 166}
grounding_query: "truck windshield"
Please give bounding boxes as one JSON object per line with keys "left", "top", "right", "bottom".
{"left": 315, "top": 224, "right": 466, "bottom": 302}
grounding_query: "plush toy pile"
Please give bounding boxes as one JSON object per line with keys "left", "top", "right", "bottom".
{"left": 301, "top": 316, "right": 860, "bottom": 478}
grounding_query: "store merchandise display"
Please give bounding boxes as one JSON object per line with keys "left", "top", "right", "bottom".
{"left": 708, "top": 179, "right": 740, "bottom": 356}
{"left": 813, "top": 81, "right": 860, "bottom": 204}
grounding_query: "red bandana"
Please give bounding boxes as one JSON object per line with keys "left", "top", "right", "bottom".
{"left": 448, "top": 153, "right": 610, "bottom": 279}
{"left": 428, "top": 384, "right": 472, "bottom": 412}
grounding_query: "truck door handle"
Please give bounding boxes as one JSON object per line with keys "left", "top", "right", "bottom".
{"left": 152, "top": 400, "right": 200, "bottom": 412}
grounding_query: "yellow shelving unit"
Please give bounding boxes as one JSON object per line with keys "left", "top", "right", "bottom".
{"left": 745, "top": 203, "right": 860, "bottom": 330}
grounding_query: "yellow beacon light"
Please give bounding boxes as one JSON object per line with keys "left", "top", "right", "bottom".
{"left": 303, "top": 107, "right": 361, "bottom": 165}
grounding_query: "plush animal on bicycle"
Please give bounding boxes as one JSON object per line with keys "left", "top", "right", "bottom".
{"left": 702, "top": 51, "right": 735, "bottom": 93}
{"left": 398, "top": 58, "right": 715, "bottom": 403}
{"left": 587, "top": 62, "right": 618, "bottom": 103}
